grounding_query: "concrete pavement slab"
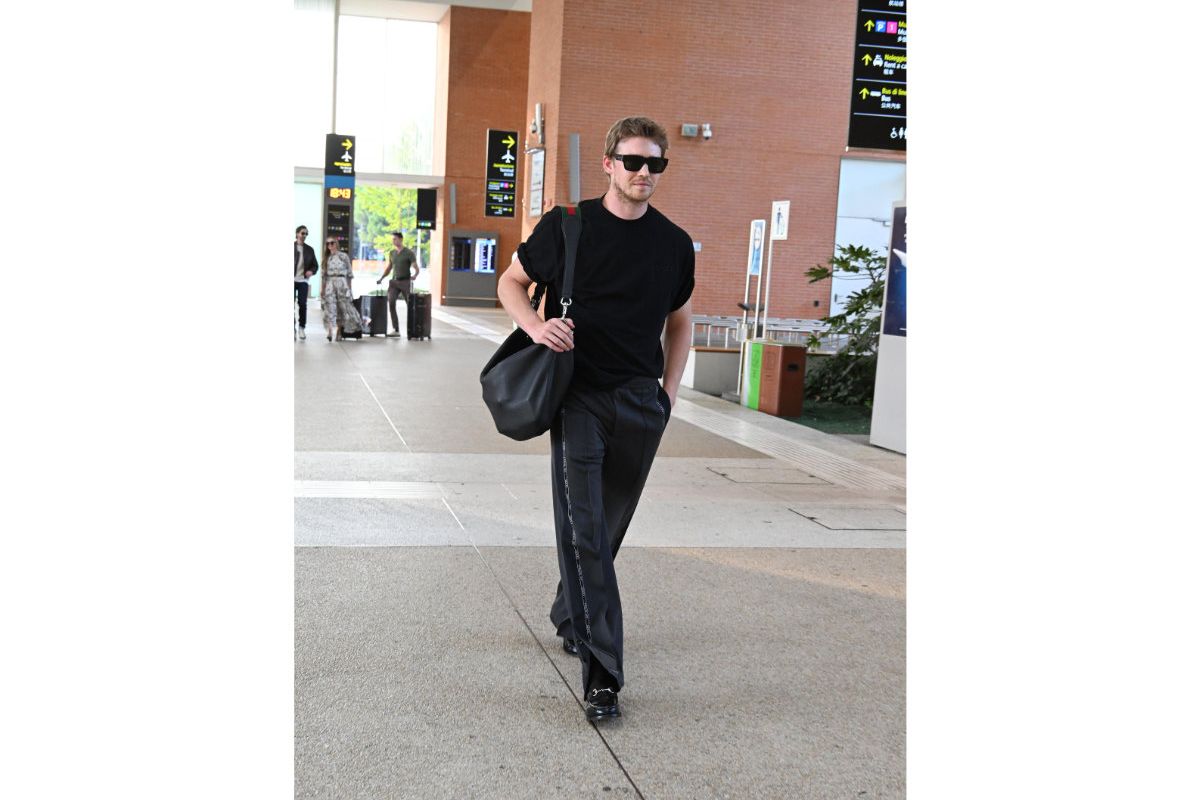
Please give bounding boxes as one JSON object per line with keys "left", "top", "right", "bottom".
{"left": 295, "top": 498, "right": 466, "bottom": 547}
{"left": 476, "top": 546, "right": 905, "bottom": 799}
{"left": 294, "top": 452, "right": 551, "bottom": 484}
{"left": 707, "top": 465, "right": 833, "bottom": 485}
{"left": 294, "top": 479, "right": 905, "bottom": 549}
{"left": 296, "top": 547, "right": 636, "bottom": 799}
{"left": 789, "top": 505, "right": 908, "bottom": 531}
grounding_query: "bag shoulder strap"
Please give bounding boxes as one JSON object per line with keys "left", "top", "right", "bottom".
{"left": 529, "top": 204, "right": 581, "bottom": 317}
{"left": 558, "top": 204, "right": 580, "bottom": 311}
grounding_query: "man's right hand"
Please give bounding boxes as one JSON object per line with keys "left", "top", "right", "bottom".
{"left": 528, "top": 317, "right": 575, "bottom": 352}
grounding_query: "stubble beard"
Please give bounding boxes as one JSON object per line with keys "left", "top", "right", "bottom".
{"left": 613, "top": 178, "right": 654, "bottom": 207}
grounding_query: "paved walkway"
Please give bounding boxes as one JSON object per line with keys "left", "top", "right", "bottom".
{"left": 295, "top": 304, "right": 906, "bottom": 799}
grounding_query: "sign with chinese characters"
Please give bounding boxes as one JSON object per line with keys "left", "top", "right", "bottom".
{"left": 485, "top": 129, "right": 518, "bottom": 218}
{"left": 848, "top": 0, "right": 907, "bottom": 151}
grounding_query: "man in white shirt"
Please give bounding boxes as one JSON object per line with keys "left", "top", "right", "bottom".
{"left": 294, "top": 225, "right": 318, "bottom": 339}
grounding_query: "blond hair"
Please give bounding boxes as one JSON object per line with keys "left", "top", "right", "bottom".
{"left": 603, "top": 116, "right": 669, "bottom": 157}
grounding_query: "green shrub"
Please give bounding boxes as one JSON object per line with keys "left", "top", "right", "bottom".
{"left": 804, "top": 350, "right": 878, "bottom": 405}
{"left": 804, "top": 244, "right": 886, "bottom": 406}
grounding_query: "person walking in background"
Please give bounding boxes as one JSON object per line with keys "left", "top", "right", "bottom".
{"left": 377, "top": 231, "right": 420, "bottom": 338}
{"left": 495, "top": 116, "right": 694, "bottom": 723}
{"left": 320, "top": 237, "right": 363, "bottom": 341}
{"left": 294, "top": 225, "right": 318, "bottom": 339}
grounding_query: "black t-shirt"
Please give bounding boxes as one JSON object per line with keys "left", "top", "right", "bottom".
{"left": 517, "top": 197, "right": 695, "bottom": 390}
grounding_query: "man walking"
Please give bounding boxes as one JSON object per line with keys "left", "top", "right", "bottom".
{"left": 496, "top": 117, "right": 694, "bottom": 722}
{"left": 294, "top": 225, "right": 318, "bottom": 339}
{"left": 377, "top": 231, "right": 419, "bottom": 338}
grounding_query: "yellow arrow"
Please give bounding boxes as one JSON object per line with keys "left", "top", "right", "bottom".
{"left": 341, "top": 139, "right": 353, "bottom": 149}
{"left": 860, "top": 88, "right": 870, "bottom": 99}
{"left": 865, "top": 19, "right": 873, "bottom": 29}
{"left": 862, "top": 54, "right": 871, "bottom": 65}
{"left": 502, "top": 134, "right": 516, "bottom": 148}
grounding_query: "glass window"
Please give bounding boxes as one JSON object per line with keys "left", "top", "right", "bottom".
{"left": 335, "top": 16, "right": 437, "bottom": 175}
{"left": 292, "top": 0, "right": 335, "bottom": 169}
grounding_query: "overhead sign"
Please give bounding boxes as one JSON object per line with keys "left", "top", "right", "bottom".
{"left": 325, "top": 133, "right": 356, "bottom": 176}
{"left": 746, "top": 219, "right": 766, "bottom": 276}
{"left": 416, "top": 188, "right": 437, "bottom": 230}
{"left": 848, "top": 0, "right": 907, "bottom": 151}
{"left": 770, "top": 201, "right": 790, "bottom": 241}
{"left": 485, "top": 129, "right": 518, "bottom": 218}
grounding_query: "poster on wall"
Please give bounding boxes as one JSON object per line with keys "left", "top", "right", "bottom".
{"left": 870, "top": 200, "right": 907, "bottom": 453}
{"left": 882, "top": 204, "right": 906, "bottom": 337}
{"left": 529, "top": 148, "right": 545, "bottom": 218}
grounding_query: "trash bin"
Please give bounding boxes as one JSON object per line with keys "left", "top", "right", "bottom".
{"left": 742, "top": 340, "right": 806, "bottom": 417}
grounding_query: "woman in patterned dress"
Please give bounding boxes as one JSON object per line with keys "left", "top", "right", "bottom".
{"left": 319, "top": 237, "right": 363, "bottom": 341}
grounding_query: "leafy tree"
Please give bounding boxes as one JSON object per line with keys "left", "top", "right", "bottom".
{"left": 803, "top": 244, "right": 887, "bottom": 406}
{"left": 353, "top": 186, "right": 431, "bottom": 266}
{"left": 384, "top": 120, "right": 433, "bottom": 175}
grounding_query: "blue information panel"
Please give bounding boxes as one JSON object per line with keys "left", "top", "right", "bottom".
{"left": 882, "top": 204, "right": 906, "bottom": 337}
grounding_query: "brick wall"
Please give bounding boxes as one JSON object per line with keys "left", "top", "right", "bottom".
{"left": 435, "top": 6, "right": 531, "bottom": 306}
{"left": 521, "top": 0, "right": 563, "bottom": 236}
{"left": 525, "top": 0, "right": 904, "bottom": 319}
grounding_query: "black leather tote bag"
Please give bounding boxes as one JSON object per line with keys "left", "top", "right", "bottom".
{"left": 480, "top": 206, "right": 581, "bottom": 441}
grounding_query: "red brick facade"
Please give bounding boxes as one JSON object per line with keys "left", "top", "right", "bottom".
{"left": 433, "top": 6, "right": 531, "bottom": 307}
{"left": 434, "top": 0, "right": 903, "bottom": 318}
{"left": 525, "top": 0, "right": 904, "bottom": 319}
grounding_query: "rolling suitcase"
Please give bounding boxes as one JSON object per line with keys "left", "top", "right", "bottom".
{"left": 354, "top": 294, "right": 388, "bottom": 337}
{"left": 408, "top": 292, "right": 431, "bottom": 340}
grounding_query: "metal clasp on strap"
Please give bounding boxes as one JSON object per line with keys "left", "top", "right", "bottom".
{"left": 559, "top": 298, "right": 572, "bottom": 318}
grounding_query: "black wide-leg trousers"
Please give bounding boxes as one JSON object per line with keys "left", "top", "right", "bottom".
{"left": 548, "top": 376, "right": 671, "bottom": 693}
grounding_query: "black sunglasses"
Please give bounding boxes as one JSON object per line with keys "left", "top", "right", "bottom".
{"left": 611, "top": 153, "right": 668, "bottom": 174}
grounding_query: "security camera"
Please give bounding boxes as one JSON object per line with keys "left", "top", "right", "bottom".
{"left": 701, "top": 123, "right": 712, "bottom": 140}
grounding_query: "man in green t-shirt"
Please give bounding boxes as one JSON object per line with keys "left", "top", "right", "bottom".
{"left": 377, "top": 231, "right": 420, "bottom": 337}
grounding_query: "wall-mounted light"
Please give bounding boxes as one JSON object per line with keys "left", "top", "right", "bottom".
{"left": 701, "top": 123, "right": 712, "bottom": 140}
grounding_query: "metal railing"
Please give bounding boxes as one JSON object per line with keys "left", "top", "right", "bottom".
{"left": 690, "top": 315, "right": 846, "bottom": 354}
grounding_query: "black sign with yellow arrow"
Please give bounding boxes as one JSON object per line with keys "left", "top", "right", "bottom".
{"left": 848, "top": 0, "right": 907, "bottom": 151}
{"left": 325, "top": 133, "right": 356, "bottom": 176}
{"left": 485, "top": 129, "right": 518, "bottom": 218}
